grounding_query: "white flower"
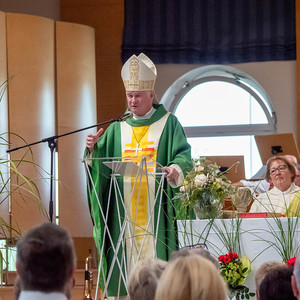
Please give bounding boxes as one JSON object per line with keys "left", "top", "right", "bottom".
{"left": 195, "top": 166, "right": 204, "bottom": 172}
{"left": 194, "top": 174, "right": 207, "bottom": 187}
{"left": 180, "top": 185, "right": 185, "bottom": 192}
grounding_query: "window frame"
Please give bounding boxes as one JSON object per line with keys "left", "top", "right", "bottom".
{"left": 160, "top": 65, "right": 277, "bottom": 138}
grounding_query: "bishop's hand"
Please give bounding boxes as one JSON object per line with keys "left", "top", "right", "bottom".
{"left": 162, "top": 166, "right": 179, "bottom": 182}
{"left": 86, "top": 128, "right": 104, "bottom": 152}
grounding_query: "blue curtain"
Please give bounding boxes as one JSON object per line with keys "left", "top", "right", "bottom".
{"left": 122, "top": 0, "right": 296, "bottom": 64}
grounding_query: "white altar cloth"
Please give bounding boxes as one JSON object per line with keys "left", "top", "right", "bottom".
{"left": 177, "top": 217, "right": 300, "bottom": 299}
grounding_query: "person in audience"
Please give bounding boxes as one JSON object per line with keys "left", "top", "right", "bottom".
{"left": 127, "top": 257, "right": 167, "bottom": 300}
{"left": 294, "top": 164, "right": 300, "bottom": 187}
{"left": 249, "top": 155, "right": 300, "bottom": 214}
{"left": 232, "top": 175, "right": 270, "bottom": 195}
{"left": 259, "top": 265, "right": 296, "bottom": 300}
{"left": 169, "top": 246, "right": 220, "bottom": 269}
{"left": 233, "top": 155, "right": 298, "bottom": 195}
{"left": 154, "top": 255, "right": 227, "bottom": 300}
{"left": 292, "top": 254, "right": 300, "bottom": 299}
{"left": 14, "top": 271, "right": 75, "bottom": 300}
{"left": 254, "top": 261, "right": 285, "bottom": 299}
{"left": 16, "top": 222, "right": 76, "bottom": 300}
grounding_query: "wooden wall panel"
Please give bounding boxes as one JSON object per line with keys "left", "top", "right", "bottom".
{"left": 60, "top": 0, "right": 126, "bottom": 125}
{"left": 6, "top": 13, "right": 55, "bottom": 234}
{"left": 0, "top": 11, "right": 10, "bottom": 230}
{"left": 56, "top": 21, "right": 96, "bottom": 237}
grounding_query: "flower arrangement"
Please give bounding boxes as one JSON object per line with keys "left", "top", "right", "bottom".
{"left": 177, "top": 157, "right": 236, "bottom": 219}
{"left": 219, "top": 251, "right": 255, "bottom": 299}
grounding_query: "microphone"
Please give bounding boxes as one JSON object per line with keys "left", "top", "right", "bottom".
{"left": 117, "top": 112, "right": 133, "bottom": 122}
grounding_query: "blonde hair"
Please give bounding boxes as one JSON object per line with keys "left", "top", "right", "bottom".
{"left": 155, "top": 255, "right": 227, "bottom": 300}
{"left": 128, "top": 257, "right": 167, "bottom": 300}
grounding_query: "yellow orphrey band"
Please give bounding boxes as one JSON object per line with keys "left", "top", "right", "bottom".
{"left": 123, "top": 125, "right": 157, "bottom": 257}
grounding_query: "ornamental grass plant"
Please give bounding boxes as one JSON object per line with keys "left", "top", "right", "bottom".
{"left": 0, "top": 79, "right": 48, "bottom": 283}
{"left": 255, "top": 215, "right": 300, "bottom": 263}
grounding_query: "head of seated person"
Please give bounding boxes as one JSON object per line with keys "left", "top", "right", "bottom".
{"left": 266, "top": 156, "right": 297, "bottom": 192}
{"left": 170, "top": 246, "right": 220, "bottom": 269}
{"left": 259, "top": 265, "right": 296, "bottom": 300}
{"left": 293, "top": 164, "right": 300, "bottom": 187}
{"left": 127, "top": 257, "right": 167, "bottom": 300}
{"left": 255, "top": 261, "right": 285, "bottom": 299}
{"left": 155, "top": 255, "right": 227, "bottom": 300}
{"left": 16, "top": 223, "right": 76, "bottom": 296}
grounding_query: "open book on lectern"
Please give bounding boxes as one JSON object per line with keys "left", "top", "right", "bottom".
{"left": 103, "top": 160, "right": 146, "bottom": 177}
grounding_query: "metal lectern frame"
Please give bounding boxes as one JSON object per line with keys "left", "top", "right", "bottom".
{"left": 83, "top": 156, "right": 166, "bottom": 300}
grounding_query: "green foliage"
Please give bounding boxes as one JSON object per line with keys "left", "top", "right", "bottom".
{"left": 212, "top": 218, "right": 243, "bottom": 256}
{"left": 0, "top": 79, "right": 9, "bottom": 104}
{"left": 228, "top": 286, "right": 256, "bottom": 300}
{"left": 258, "top": 216, "right": 300, "bottom": 263}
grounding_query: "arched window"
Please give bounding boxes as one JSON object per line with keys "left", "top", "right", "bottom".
{"left": 160, "top": 65, "right": 276, "bottom": 178}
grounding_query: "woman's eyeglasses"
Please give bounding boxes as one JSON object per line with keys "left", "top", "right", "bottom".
{"left": 269, "top": 165, "right": 288, "bottom": 175}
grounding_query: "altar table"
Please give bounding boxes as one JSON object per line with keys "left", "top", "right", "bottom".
{"left": 177, "top": 217, "right": 300, "bottom": 299}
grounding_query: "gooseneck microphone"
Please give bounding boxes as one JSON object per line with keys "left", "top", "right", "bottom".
{"left": 116, "top": 112, "right": 133, "bottom": 122}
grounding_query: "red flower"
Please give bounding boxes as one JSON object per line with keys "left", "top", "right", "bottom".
{"left": 223, "top": 255, "right": 231, "bottom": 264}
{"left": 286, "top": 256, "right": 296, "bottom": 267}
{"left": 218, "top": 255, "right": 225, "bottom": 262}
{"left": 218, "top": 251, "right": 239, "bottom": 264}
{"left": 229, "top": 251, "right": 239, "bottom": 259}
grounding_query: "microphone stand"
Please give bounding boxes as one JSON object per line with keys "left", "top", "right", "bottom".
{"left": 6, "top": 112, "right": 133, "bottom": 223}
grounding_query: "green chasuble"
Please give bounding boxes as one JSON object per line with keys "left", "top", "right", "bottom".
{"left": 85, "top": 104, "right": 192, "bottom": 296}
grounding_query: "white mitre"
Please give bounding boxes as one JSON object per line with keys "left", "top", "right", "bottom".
{"left": 121, "top": 53, "right": 157, "bottom": 92}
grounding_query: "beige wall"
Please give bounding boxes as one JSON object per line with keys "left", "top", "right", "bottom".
{"left": 60, "top": 0, "right": 126, "bottom": 126}
{"left": 6, "top": 12, "right": 56, "bottom": 232}
{"left": 156, "top": 61, "right": 297, "bottom": 138}
{"left": 56, "top": 20, "right": 96, "bottom": 236}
